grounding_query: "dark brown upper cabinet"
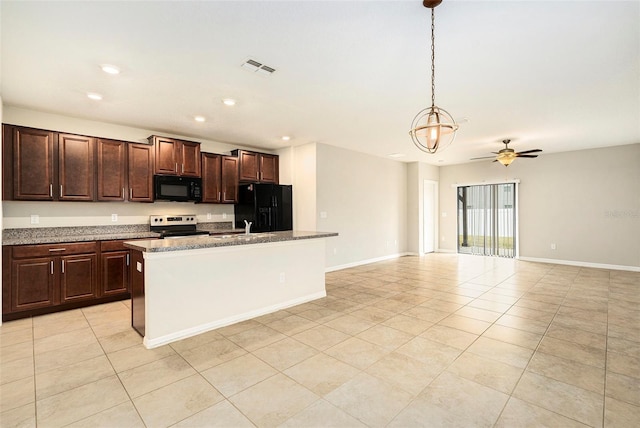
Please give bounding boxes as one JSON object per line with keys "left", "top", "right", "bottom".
{"left": 150, "top": 135, "right": 201, "bottom": 177}
{"left": 128, "top": 143, "right": 154, "bottom": 202}
{"left": 221, "top": 156, "right": 239, "bottom": 203}
{"left": 201, "top": 153, "right": 238, "bottom": 204}
{"left": 58, "top": 134, "right": 95, "bottom": 201}
{"left": 232, "top": 149, "right": 279, "bottom": 184}
{"left": 11, "top": 126, "right": 56, "bottom": 200}
{"left": 97, "top": 139, "right": 127, "bottom": 201}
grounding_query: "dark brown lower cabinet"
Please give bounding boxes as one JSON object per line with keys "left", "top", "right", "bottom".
{"left": 60, "top": 254, "right": 97, "bottom": 303}
{"left": 11, "top": 257, "right": 56, "bottom": 311}
{"left": 2, "top": 240, "right": 137, "bottom": 321}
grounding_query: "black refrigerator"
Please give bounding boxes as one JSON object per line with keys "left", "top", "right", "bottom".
{"left": 234, "top": 184, "right": 293, "bottom": 232}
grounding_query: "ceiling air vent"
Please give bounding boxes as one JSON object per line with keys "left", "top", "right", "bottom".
{"left": 241, "top": 58, "right": 276, "bottom": 75}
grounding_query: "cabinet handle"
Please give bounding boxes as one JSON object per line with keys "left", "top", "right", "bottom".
{"left": 122, "top": 188, "right": 125, "bottom": 198}
{"left": 223, "top": 191, "right": 226, "bottom": 201}
{"left": 60, "top": 185, "right": 63, "bottom": 196}
{"left": 49, "top": 184, "right": 53, "bottom": 197}
{"left": 49, "top": 248, "right": 66, "bottom": 252}
{"left": 126, "top": 253, "right": 130, "bottom": 266}
{"left": 50, "top": 260, "right": 54, "bottom": 275}
{"left": 218, "top": 192, "right": 221, "bottom": 201}
{"left": 130, "top": 188, "right": 133, "bottom": 200}
{"left": 182, "top": 164, "right": 184, "bottom": 173}
{"left": 62, "top": 260, "right": 65, "bottom": 274}
{"left": 175, "top": 162, "right": 178, "bottom": 173}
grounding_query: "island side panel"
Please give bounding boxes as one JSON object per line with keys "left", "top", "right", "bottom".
{"left": 130, "top": 250, "right": 145, "bottom": 337}
{"left": 142, "top": 238, "right": 326, "bottom": 348}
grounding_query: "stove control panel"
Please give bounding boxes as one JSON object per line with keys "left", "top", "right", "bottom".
{"left": 149, "top": 215, "right": 198, "bottom": 226}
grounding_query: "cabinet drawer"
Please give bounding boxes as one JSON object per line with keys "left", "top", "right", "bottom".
{"left": 100, "top": 240, "right": 128, "bottom": 252}
{"left": 12, "top": 241, "right": 97, "bottom": 258}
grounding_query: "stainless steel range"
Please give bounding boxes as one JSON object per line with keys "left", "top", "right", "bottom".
{"left": 149, "top": 215, "right": 210, "bottom": 239}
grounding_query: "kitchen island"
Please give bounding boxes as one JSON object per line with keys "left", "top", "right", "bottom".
{"left": 124, "top": 231, "right": 337, "bottom": 349}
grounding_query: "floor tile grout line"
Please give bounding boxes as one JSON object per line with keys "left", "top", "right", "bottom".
{"left": 494, "top": 267, "right": 603, "bottom": 427}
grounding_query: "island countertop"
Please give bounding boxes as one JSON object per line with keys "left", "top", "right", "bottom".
{"left": 124, "top": 230, "right": 338, "bottom": 253}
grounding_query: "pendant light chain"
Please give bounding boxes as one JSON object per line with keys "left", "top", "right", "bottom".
{"left": 430, "top": 7, "right": 436, "bottom": 109}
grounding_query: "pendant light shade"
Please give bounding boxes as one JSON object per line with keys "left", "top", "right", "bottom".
{"left": 410, "top": 1, "right": 458, "bottom": 154}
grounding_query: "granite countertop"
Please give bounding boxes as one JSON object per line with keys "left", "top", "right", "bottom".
{"left": 124, "top": 230, "right": 339, "bottom": 253}
{"left": 2, "top": 222, "right": 234, "bottom": 246}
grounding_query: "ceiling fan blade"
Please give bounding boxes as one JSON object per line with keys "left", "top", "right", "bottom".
{"left": 516, "top": 154, "right": 539, "bottom": 158}
{"left": 516, "top": 149, "right": 543, "bottom": 155}
{"left": 470, "top": 156, "right": 496, "bottom": 160}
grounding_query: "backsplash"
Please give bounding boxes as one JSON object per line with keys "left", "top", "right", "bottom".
{"left": 2, "top": 201, "right": 235, "bottom": 229}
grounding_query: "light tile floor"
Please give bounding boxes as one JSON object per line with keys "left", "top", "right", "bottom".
{"left": 1, "top": 254, "right": 639, "bottom": 427}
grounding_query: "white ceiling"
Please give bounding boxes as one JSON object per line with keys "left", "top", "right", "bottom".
{"left": 1, "top": 0, "right": 639, "bottom": 165}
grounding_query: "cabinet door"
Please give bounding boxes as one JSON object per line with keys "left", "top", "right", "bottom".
{"left": 237, "top": 150, "right": 259, "bottom": 182}
{"left": 11, "top": 258, "right": 55, "bottom": 311}
{"left": 201, "top": 153, "right": 221, "bottom": 203}
{"left": 154, "top": 136, "right": 179, "bottom": 175}
{"left": 60, "top": 254, "right": 97, "bottom": 303}
{"left": 180, "top": 142, "right": 201, "bottom": 177}
{"left": 259, "top": 154, "right": 279, "bottom": 184}
{"left": 97, "top": 139, "right": 126, "bottom": 201}
{"left": 221, "top": 156, "right": 239, "bottom": 203}
{"left": 101, "top": 251, "right": 129, "bottom": 297}
{"left": 13, "top": 127, "right": 55, "bottom": 200}
{"left": 59, "top": 134, "right": 95, "bottom": 201}
{"left": 128, "top": 143, "right": 154, "bottom": 202}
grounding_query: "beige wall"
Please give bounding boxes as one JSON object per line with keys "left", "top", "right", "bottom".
{"left": 439, "top": 144, "right": 640, "bottom": 269}
{"left": 316, "top": 143, "right": 407, "bottom": 269}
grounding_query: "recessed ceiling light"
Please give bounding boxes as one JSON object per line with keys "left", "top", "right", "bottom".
{"left": 281, "top": 136, "right": 291, "bottom": 141}
{"left": 388, "top": 153, "right": 405, "bottom": 158}
{"left": 222, "top": 98, "right": 236, "bottom": 106}
{"left": 194, "top": 116, "right": 206, "bottom": 122}
{"left": 87, "top": 92, "right": 103, "bottom": 101}
{"left": 100, "top": 64, "right": 120, "bottom": 75}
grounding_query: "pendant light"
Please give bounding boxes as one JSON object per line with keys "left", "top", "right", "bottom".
{"left": 409, "top": 0, "right": 458, "bottom": 154}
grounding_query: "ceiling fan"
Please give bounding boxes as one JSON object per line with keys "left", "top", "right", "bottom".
{"left": 471, "top": 139, "right": 542, "bottom": 167}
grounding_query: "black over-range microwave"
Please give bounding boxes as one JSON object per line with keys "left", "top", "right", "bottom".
{"left": 153, "top": 175, "right": 202, "bottom": 202}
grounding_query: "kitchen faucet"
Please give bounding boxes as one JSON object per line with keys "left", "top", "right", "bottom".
{"left": 244, "top": 220, "right": 252, "bottom": 235}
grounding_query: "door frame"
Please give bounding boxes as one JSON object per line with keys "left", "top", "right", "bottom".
{"left": 422, "top": 179, "right": 439, "bottom": 254}
{"left": 453, "top": 179, "right": 520, "bottom": 259}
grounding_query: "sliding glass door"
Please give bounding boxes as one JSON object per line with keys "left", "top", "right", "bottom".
{"left": 457, "top": 183, "right": 516, "bottom": 257}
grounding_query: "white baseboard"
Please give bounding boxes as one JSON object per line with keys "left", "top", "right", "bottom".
{"left": 518, "top": 256, "right": 640, "bottom": 272}
{"left": 325, "top": 252, "right": 411, "bottom": 272}
{"left": 436, "top": 249, "right": 456, "bottom": 254}
{"left": 143, "top": 291, "right": 326, "bottom": 349}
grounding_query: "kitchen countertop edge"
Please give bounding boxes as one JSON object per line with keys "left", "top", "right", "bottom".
{"left": 124, "top": 231, "right": 339, "bottom": 253}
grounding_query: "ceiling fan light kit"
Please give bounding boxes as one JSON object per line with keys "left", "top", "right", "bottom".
{"left": 409, "top": 0, "right": 458, "bottom": 154}
{"left": 471, "top": 139, "right": 543, "bottom": 167}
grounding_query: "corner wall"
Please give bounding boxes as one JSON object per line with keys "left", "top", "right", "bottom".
{"left": 316, "top": 144, "right": 407, "bottom": 269}
{"left": 439, "top": 144, "right": 640, "bottom": 269}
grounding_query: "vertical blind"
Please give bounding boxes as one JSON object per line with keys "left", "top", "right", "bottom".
{"left": 457, "top": 183, "right": 516, "bottom": 258}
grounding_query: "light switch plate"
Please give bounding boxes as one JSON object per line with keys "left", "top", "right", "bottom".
{"left": 111, "top": 214, "right": 118, "bottom": 222}
{"left": 30, "top": 215, "right": 39, "bottom": 224}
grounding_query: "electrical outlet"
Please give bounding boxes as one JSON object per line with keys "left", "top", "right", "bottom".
{"left": 551, "top": 243, "right": 557, "bottom": 250}
{"left": 333, "top": 248, "right": 337, "bottom": 255}
{"left": 279, "top": 272, "right": 286, "bottom": 283}
{"left": 30, "top": 214, "right": 39, "bottom": 224}
{"left": 207, "top": 213, "right": 212, "bottom": 220}
{"left": 320, "top": 211, "right": 327, "bottom": 219}
{"left": 222, "top": 213, "right": 227, "bottom": 219}
{"left": 111, "top": 214, "right": 118, "bottom": 222}
{"left": 441, "top": 212, "right": 447, "bottom": 217}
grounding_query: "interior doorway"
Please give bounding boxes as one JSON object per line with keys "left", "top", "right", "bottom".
{"left": 423, "top": 180, "right": 437, "bottom": 254}
{"left": 457, "top": 183, "right": 516, "bottom": 258}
